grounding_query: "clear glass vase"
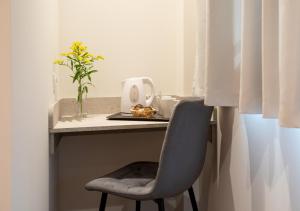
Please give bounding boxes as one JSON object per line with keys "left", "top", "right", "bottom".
{"left": 76, "top": 98, "right": 88, "bottom": 118}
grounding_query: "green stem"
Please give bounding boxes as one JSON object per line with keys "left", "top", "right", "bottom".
{"left": 78, "top": 79, "right": 83, "bottom": 115}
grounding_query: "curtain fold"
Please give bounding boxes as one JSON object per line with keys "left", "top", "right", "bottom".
{"left": 262, "top": 0, "right": 279, "bottom": 118}
{"left": 279, "top": 0, "right": 300, "bottom": 127}
{"left": 204, "top": 0, "right": 241, "bottom": 107}
{"left": 239, "top": 0, "right": 262, "bottom": 113}
{"left": 194, "top": 0, "right": 300, "bottom": 128}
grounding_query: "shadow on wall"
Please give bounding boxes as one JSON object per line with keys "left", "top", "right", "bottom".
{"left": 243, "top": 115, "right": 277, "bottom": 211}
{"left": 206, "top": 107, "right": 236, "bottom": 211}
{"left": 243, "top": 115, "right": 300, "bottom": 211}
{"left": 197, "top": 134, "right": 218, "bottom": 211}
{"left": 195, "top": 106, "right": 300, "bottom": 211}
{"left": 279, "top": 127, "right": 300, "bottom": 211}
{"left": 214, "top": 112, "right": 300, "bottom": 211}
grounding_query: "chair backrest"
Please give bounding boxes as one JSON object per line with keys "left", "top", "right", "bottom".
{"left": 151, "top": 99, "right": 213, "bottom": 198}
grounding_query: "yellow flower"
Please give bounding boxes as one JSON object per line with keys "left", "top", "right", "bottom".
{"left": 79, "top": 45, "right": 87, "bottom": 51}
{"left": 84, "top": 59, "right": 92, "bottom": 64}
{"left": 70, "top": 41, "right": 83, "bottom": 51}
{"left": 87, "top": 53, "right": 94, "bottom": 58}
{"left": 54, "top": 59, "right": 64, "bottom": 65}
{"left": 56, "top": 41, "right": 104, "bottom": 66}
{"left": 60, "top": 52, "right": 73, "bottom": 57}
{"left": 95, "top": 55, "right": 104, "bottom": 60}
{"left": 73, "top": 41, "right": 82, "bottom": 47}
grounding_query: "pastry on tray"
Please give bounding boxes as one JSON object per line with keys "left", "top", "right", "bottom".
{"left": 130, "top": 104, "right": 157, "bottom": 118}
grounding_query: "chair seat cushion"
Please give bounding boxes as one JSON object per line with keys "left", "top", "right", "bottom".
{"left": 85, "top": 162, "right": 158, "bottom": 200}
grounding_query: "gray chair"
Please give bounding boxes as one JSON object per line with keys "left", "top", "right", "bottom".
{"left": 85, "top": 100, "right": 213, "bottom": 211}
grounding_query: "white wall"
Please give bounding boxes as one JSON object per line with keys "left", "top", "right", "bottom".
{"left": 183, "top": 0, "right": 197, "bottom": 95}
{"left": 11, "top": 0, "right": 58, "bottom": 210}
{"left": 0, "top": 0, "right": 12, "bottom": 210}
{"left": 57, "top": 0, "right": 196, "bottom": 99}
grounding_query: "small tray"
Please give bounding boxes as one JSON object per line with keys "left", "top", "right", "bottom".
{"left": 107, "top": 112, "right": 169, "bottom": 122}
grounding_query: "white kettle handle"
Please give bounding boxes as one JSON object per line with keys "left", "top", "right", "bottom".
{"left": 142, "top": 77, "right": 155, "bottom": 107}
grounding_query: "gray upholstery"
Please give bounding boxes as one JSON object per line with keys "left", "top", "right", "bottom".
{"left": 85, "top": 99, "right": 213, "bottom": 200}
{"left": 86, "top": 162, "right": 158, "bottom": 199}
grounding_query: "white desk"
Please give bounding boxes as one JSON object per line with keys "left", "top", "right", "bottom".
{"left": 49, "top": 113, "right": 216, "bottom": 153}
{"left": 50, "top": 114, "right": 168, "bottom": 134}
{"left": 49, "top": 114, "right": 169, "bottom": 154}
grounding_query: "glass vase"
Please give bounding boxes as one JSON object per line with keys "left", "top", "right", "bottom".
{"left": 76, "top": 98, "right": 88, "bottom": 118}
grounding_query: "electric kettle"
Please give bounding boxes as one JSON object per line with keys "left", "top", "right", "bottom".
{"left": 121, "top": 77, "right": 155, "bottom": 113}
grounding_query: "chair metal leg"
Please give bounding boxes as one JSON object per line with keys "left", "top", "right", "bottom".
{"left": 188, "top": 187, "right": 198, "bottom": 211}
{"left": 136, "top": 200, "right": 141, "bottom": 211}
{"left": 156, "top": 199, "right": 165, "bottom": 211}
{"left": 99, "top": 192, "right": 108, "bottom": 211}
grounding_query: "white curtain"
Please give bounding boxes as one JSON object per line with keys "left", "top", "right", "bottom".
{"left": 194, "top": 0, "right": 300, "bottom": 128}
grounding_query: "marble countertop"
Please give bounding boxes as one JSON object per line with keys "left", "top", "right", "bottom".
{"left": 50, "top": 114, "right": 169, "bottom": 134}
{"left": 48, "top": 97, "right": 215, "bottom": 135}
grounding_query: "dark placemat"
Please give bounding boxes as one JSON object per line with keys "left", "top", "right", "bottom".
{"left": 107, "top": 112, "right": 169, "bottom": 122}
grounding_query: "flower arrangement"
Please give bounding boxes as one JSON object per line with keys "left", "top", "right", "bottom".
{"left": 54, "top": 41, "right": 104, "bottom": 115}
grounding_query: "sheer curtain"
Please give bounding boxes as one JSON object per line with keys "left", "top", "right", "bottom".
{"left": 193, "top": 0, "right": 300, "bottom": 128}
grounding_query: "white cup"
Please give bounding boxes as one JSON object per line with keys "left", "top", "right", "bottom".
{"left": 158, "top": 96, "right": 179, "bottom": 118}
